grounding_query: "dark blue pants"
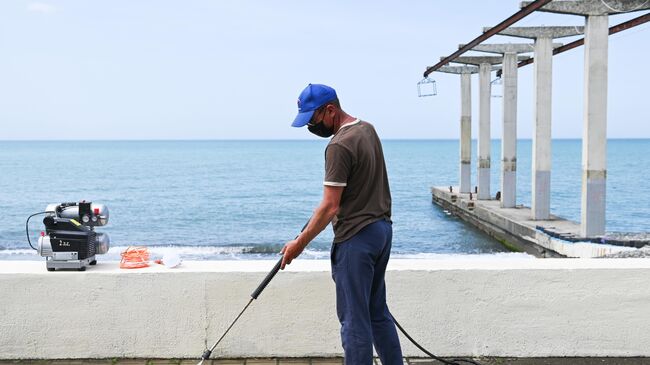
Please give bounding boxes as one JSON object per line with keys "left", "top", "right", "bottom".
{"left": 331, "top": 219, "right": 403, "bottom": 365}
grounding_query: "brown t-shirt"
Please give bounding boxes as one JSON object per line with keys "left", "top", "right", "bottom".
{"left": 324, "top": 119, "right": 391, "bottom": 243}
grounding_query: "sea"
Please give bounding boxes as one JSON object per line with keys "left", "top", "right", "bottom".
{"left": 0, "top": 139, "right": 648, "bottom": 261}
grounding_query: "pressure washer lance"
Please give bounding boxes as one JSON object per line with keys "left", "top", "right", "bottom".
{"left": 197, "top": 257, "right": 284, "bottom": 364}
{"left": 197, "top": 220, "right": 310, "bottom": 365}
{"left": 197, "top": 220, "right": 483, "bottom": 365}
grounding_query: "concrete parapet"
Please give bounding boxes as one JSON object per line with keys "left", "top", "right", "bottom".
{"left": 3, "top": 258, "right": 650, "bottom": 359}
{"left": 521, "top": 0, "right": 650, "bottom": 15}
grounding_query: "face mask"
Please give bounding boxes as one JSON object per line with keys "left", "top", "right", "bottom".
{"left": 308, "top": 120, "right": 334, "bottom": 138}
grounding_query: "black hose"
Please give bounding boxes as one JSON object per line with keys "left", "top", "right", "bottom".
{"left": 391, "top": 313, "right": 483, "bottom": 365}
{"left": 25, "top": 211, "right": 53, "bottom": 250}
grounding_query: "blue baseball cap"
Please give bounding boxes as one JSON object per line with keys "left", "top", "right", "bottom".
{"left": 292, "top": 84, "right": 338, "bottom": 127}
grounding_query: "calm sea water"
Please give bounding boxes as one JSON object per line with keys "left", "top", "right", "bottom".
{"left": 0, "top": 139, "right": 647, "bottom": 261}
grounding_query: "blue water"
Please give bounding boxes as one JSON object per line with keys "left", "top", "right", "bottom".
{"left": 0, "top": 139, "right": 647, "bottom": 260}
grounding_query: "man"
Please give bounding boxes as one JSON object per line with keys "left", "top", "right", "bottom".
{"left": 281, "top": 84, "right": 403, "bottom": 364}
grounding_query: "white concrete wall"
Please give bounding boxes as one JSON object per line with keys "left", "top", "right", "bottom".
{"left": 1, "top": 259, "right": 650, "bottom": 359}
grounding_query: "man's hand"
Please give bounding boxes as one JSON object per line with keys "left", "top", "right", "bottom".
{"left": 279, "top": 186, "right": 343, "bottom": 270}
{"left": 280, "top": 239, "right": 305, "bottom": 270}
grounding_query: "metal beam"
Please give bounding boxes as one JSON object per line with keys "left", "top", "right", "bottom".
{"left": 496, "top": 12, "right": 650, "bottom": 77}
{"left": 423, "top": 0, "right": 553, "bottom": 77}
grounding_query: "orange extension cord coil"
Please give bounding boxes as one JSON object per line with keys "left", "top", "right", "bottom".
{"left": 119, "top": 246, "right": 150, "bottom": 269}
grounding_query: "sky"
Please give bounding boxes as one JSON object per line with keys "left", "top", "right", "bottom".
{"left": 0, "top": 0, "right": 648, "bottom": 140}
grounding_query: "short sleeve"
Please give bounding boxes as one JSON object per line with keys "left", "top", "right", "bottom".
{"left": 324, "top": 143, "right": 353, "bottom": 187}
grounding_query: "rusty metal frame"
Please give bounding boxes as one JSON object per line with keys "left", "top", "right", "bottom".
{"left": 495, "top": 12, "right": 650, "bottom": 77}
{"left": 423, "top": 0, "right": 553, "bottom": 78}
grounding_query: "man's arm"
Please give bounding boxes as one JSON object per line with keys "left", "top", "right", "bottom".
{"left": 280, "top": 185, "right": 344, "bottom": 269}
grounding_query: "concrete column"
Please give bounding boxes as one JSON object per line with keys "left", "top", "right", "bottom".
{"left": 522, "top": 0, "right": 650, "bottom": 235}
{"left": 581, "top": 15, "right": 608, "bottom": 237}
{"left": 467, "top": 44, "right": 533, "bottom": 207}
{"left": 460, "top": 72, "right": 472, "bottom": 193}
{"left": 501, "top": 52, "right": 518, "bottom": 208}
{"left": 448, "top": 56, "right": 511, "bottom": 200}
{"left": 437, "top": 65, "right": 480, "bottom": 195}
{"left": 478, "top": 63, "right": 492, "bottom": 199}
{"left": 532, "top": 36, "right": 553, "bottom": 219}
{"left": 490, "top": 27, "right": 582, "bottom": 219}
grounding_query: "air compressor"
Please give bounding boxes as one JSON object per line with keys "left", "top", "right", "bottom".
{"left": 27, "top": 201, "right": 110, "bottom": 271}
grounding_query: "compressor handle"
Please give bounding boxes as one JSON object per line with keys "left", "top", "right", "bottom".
{"left": 250, "top": 218, "right": 311, "bottom": 300}
{"left": 250, "top": 257, "right": 282, "bottom": 300}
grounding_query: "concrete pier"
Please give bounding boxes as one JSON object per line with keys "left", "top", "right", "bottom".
{"left": 430, "top": 186, "right": 645, "bottom": 258}
{"left": 493, "top": 27, "right": 584, "bottom": 220}
{"left": 451, "top": 56, "right": 514, "bottom": 200}
{"left": 523, "top": 0, "right": 650, "bottom": 237}
{"left": 437, "top": 65, "right": 479, "bottom": 193}
{"left": 469, "top": 44, "right": 533, "bottom": 208}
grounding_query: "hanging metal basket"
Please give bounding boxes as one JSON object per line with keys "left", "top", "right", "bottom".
{"left": 417, "top": 77, "right": 437, "bottom": 97}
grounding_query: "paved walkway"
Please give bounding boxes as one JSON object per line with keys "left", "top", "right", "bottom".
{"left": 1, "top": 358, "right": 650, "bottom": 364}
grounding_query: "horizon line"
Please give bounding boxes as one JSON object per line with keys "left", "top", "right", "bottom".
{"left": 1, "top": 137, "right": 649, "bottom": 142}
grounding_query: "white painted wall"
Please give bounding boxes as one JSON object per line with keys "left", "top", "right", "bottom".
{"left": 1, "top": 258, "right": 649, "bottom": 359}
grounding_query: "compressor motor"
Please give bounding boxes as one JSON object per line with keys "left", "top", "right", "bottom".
{"left": 28, "top": 202, "right": 110, "bottom": 271}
